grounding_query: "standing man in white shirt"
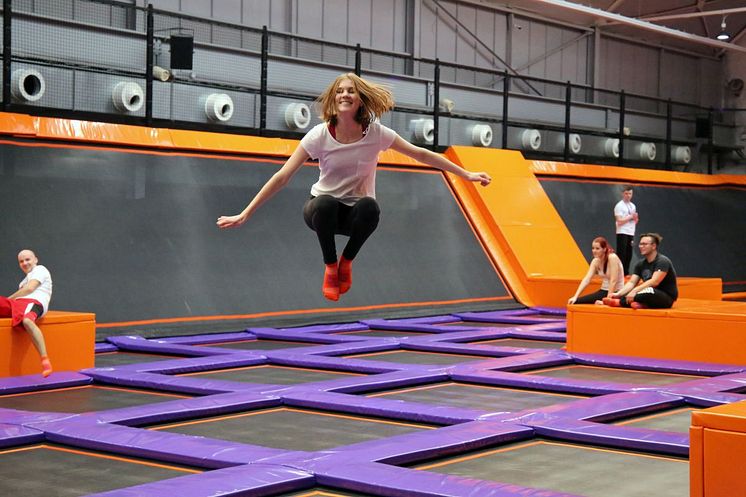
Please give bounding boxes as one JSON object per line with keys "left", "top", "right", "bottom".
{"left": 614, "top": 185, "right": 638, "bottom": 275}
{"left": 0, "top": 249, "right": 53, "bottom": 377}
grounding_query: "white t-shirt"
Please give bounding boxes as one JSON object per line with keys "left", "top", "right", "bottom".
{"left": 300, "top": 122, "right": 398, "bottom": 205}
{"left": 614, "top": 199, "right": 637, "bottom": 235}
{"left": 19, "top": 264, "right": 53, "bottom": 314}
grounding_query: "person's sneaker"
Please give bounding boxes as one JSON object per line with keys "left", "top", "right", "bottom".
{"left": 602, "top": 297, "right": 621, "bottom": 307}
{"left": 41, "top": 356, "right": 53, "bottom": 378}
{"left": 630, "top": 302, "right": 648, "bottom": 310}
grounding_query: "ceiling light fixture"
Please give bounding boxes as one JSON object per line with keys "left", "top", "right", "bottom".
{"left": 717, "top": 17, "right": 731, "bottom": 41}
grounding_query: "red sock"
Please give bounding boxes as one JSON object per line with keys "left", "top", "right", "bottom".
{"left": 602, "top": 297, "right": 621, "bottom": 307}
{"left": 41, "top": 356, "right": 53, "bottom": 378}
{"left": 338, "top": 256, "right": 353, "bottom": 294}
{"left": 322, "top": 263, "right": 339, "bottom": 301}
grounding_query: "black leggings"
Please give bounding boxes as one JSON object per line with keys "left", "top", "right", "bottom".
{"left": 572, "top": 289, "right": 607, "bottom": 305}
{"left": 620, "top": 287, "right": 675, "bottom": 309}
{"left": 303, "top": 195, "right": 380, "bottom": 264}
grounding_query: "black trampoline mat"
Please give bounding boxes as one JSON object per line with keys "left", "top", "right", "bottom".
{"left": 473, "top": 338, "right": 565, "bottom": 349}
{"left": 202, "top": 339, "right": 315, "bottom": 350}
{"left": 340, "top": 329, "right": 432, "bottom": 337}
{"left": 0, "top": 385, "right": 190, "bottom": 413}
{"left": 442, "top": 321, "right": 519, "bottom": 328}
{"left": 95, "top": 351, "right": 183, "bottom": 367}
{"left": 614, "top": 407, "right": 695, "bottom": 433}
{"left": 415, "top": 439, "right": 688, "bottom": 497}
{"left": 151, "top": 407, "right": 432, "bottom": 451}
{"left": 526, "top": 365, "right": 702, "bottom": 385}
{"left": 0, "top": 444, "right": 201, "bottom": 497}
{"left": 178, "top": 365, "right": 362, "bottom": 384}
{"left": 368, "top": 382, "right": 583, "bottom": 412}
{"left": 346, "top": 350, "right": 487, "bottom": 365}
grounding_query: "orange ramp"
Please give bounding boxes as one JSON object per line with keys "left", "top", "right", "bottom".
{"left": 444, "top": 147, "right": 587, "bottom": 307}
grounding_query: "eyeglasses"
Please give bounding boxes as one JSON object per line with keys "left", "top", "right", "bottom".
{"left": 638, "top": 242, "right": 653, "bottom": 246}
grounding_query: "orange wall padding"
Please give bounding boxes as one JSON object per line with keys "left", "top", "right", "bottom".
{"left": 0, "top": 113, "right": 427, "bottom": 167}
{"left": 691, "top": 400, "right": 746, "bottom": 497}
{"left": 531, "top": 160, "right": 746, "bottom": 187}
{"left": 445, "top": 147, "right": 588, "bottom": 307}
{"left": 1, "top": 311, "right": 95, "bottom": 377}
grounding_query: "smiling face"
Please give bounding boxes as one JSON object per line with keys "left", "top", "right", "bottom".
{"left": 335, "top": 78, "right": 361, "bottom": 116}
{"left": 591, "top": 241, "right": 605, "bottom": 260}
{"left": 18, "top": 250, "right": 38, "bottom": 275}
{"left": 638, "top": 236, "right": 656, "bottom": 257}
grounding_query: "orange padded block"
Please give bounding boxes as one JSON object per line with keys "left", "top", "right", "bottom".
{"left": 0, "top": 310, "right": 95, "bottom": 378}
{"left": 567, "top": 298, "right": 746, "bottom": 365}
{"left": 690, "top": 401, "right": 746, "bottom": 497}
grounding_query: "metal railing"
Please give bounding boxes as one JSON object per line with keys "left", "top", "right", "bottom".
{"left": 1, "top": 0, "right": 742, "bottom": 172}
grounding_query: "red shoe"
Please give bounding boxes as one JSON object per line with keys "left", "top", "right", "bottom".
{"left": 338, "top": 256, "right": 352, "bottom": 294}
{"left": 602, "top": 297, "right": 621, "bottom": 307}
{"left": 41, "top": 356, "right": 53, "bottom": 378}
{"left": 322, "top": 263, "right": 339, "bottom": 301}
{"left": 630, "top": 302, "right": 648, "bottom": 310}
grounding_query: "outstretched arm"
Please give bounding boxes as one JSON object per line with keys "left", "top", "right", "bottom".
{"left": 388, "top": 136, "right": 491, "bottom": 186}
{"left": 217, "top": 145, "right": 310, "bottom": 229}
{"left": 568, "top": 259, "right": 598, "bottom": 304}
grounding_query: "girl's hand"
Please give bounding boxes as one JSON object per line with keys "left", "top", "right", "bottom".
{"left": 217, "top": 214, "right": 246, "bottom": 229}
{"left": 468, "top": 171, "right": 492, "bottom": 186}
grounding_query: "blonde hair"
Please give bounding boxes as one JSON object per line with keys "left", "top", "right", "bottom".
{"left": 316, "top": 73, "right": 394, "bottom": 127}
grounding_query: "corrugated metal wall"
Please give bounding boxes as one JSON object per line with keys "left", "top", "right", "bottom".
{"left": 134, "top": 0, "right": 722, "bottom": 106}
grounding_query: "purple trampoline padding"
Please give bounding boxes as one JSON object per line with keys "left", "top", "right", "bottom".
{"left": 400, "top": 340, "right": 552, "bottom": 358}
{"left": 31, "top": 416, "right": 289, "bottom": 468}
{"left": 0, "top": 422, "right": 45, "bottom": 447}
{"left": 81, "top": 369, "right": 281, "bottom": 396}
{"left": 315, "top": 461, "right": 582, "bottom": 497}
{"left": 362, "top": 315, "right": 461, "bottom": 326}
{"left": 522, "top": 321, "right": 567, "bottom": 332}
{"left": 96, "top": 342, "right": 118, "bottom": 353}
{"left": 500, "top": 390, "right": 685, "bottom": 424}
{"left": 451, "top": 369, "right": 641, "bottom": 396}
{"left": 453, "top": 313, "right": 564, "bottom": 325}
{"left": 658, "top": 372, "right": 746, "bottom": 397}
{"left": 526, "top": 417, "right": 689, "bottom": 456}
{"left": 352, "top": 319, "right": 477, "bottom": 333}
{"left": 157, "top": 331, "right": 254, "bottom": 345}
{"left": 572, "top": 353, "right": 746, "bottom": 376}
{"left": 90, "top": 390, "right": 284, "bottom": 426}
{"left": 0, "top": 371, "right": 91, "bottom": 394}
{"left": 530, "top": 307, "right": 567, "bottom": 316}
{"left": 107, "top": 335, "right": 244, "bottom": 357}
{"left": 307, "top": 420, "right": 534, "bottom": 466}
{"left": 83, "top": 463, "right": 314, "bottom": 497}
{"left": 507, "top": 329, "right": 567, "bottom": 339}
{"left": 282, "top": 389, "right": 487, "bottom": 424}
{"left": 450, "top": 350, "right": 572, "bottom": 373}
{"left": 257, "top": 351, "right": 419, "bottom": 374}
{"left": 87, "top": 353, "right": 268, "bottom": 374}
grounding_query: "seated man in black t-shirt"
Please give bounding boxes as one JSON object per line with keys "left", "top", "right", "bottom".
{"left": 602, "top": 233, "right": 678, "bottom": 309}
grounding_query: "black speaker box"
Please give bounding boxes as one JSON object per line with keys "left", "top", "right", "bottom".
{"left": 170, "top": 34, "right": 193, "bottom": 70}
{"left": 695, "top": 117, "right": 712, "bottom": 138}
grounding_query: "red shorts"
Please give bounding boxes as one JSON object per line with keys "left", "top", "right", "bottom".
{"left": 0, "top": 296, "right": 43, "bottom": 327}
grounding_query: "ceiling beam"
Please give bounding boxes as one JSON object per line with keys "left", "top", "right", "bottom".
{"left": 528, "top": 0, "right": 746, "bottom": 53}
{"left": 642, "top": 7, "right": 746, "bottom": 22}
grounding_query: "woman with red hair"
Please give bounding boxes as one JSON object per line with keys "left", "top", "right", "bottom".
{"left": 568, "top": 237, "right": 624, "bottom": 305}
